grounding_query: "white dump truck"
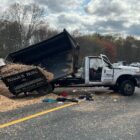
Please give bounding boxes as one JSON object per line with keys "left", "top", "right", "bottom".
{"left": 57, "top": 54, "right": 140, "bottom": 96}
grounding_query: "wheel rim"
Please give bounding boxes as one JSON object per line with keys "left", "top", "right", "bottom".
{"left": 124, "top": 83, "right": 133, "bottom": 93}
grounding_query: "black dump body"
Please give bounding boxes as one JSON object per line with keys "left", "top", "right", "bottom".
{"left": 6, "top": 29, "right": 79, "bottom": 80}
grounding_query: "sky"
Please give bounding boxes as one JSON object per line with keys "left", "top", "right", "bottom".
{"left": 0, "top": 0, "right": 140, "bottom": 37}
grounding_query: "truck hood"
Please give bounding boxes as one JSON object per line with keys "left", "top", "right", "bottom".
{"left": 114, "top": 65, "right": 140, "bottom": 72}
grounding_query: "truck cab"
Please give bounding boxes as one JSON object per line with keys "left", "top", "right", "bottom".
{"left": 80, "top": 54, "right": 140, "bottom": 96}
{"left": 83, "top": 54, "right": 113, "bottom": 85}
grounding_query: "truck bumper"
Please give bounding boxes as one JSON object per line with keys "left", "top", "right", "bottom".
{"left": 134, "top": 75, "right": 140, "bottom": 87}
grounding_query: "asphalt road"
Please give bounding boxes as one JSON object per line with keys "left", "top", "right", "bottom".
{"left": 0, "top": 88, "right": 140, "bottom": 140}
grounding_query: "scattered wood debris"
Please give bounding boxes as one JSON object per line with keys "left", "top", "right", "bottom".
{"left": 0, "top": 63, "right": 54, "bottom": 112}
{"left": 0, "top": 63, "right": 54, "bottom": 81}
{"left": 0, "top": 81, "right": 58, "bottom": 112}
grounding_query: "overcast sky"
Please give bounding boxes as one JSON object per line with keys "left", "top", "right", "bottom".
{"left": 0, "top": 0, "right": 140, "bottom": 37}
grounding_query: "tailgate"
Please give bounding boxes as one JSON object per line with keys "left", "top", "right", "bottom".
{"left": 2, "top": 68, "right": 47, "bottom": 95}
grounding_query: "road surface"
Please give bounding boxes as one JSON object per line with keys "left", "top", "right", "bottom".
{"left": 0, "top": 88, "right": 140, "bottom": 140}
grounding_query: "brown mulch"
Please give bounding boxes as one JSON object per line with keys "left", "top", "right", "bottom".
{"left": 0, "top": 82, "right": 58, "bottom": 112}
{"left": 0, "top": 63, "right": 55, "bottom": 112}
{"left": 0, "top": 63, "right": 54, "bottom": 81}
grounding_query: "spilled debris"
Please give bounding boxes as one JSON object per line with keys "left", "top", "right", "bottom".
{"left": 0, "top": 63, "right": 54, "bottom": 96}
{"left": 0, "top": 63, "right": 54, "bottom": 81}
{"left": 42, "top": 90, "right": 94, "bottom": 104}
{"left": 0, "top": 82, "right": 58, "bottom": 112}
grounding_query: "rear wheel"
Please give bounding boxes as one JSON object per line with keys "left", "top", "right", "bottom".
{"left": 120, "top": 80, "right": 135, "bottom": 96}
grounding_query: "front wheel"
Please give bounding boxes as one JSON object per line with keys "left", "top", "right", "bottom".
{"left": 120, "top": 80, "right": 135, "bottom": 96}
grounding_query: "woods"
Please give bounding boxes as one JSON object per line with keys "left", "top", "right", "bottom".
{"left": 0, "top": 3, "right": 140, "bottom": 63}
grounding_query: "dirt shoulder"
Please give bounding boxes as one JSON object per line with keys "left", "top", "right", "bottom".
{"left": 0, "top": 81, "right": 58, "bottom": 112}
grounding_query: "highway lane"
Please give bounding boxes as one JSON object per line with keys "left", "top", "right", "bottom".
{"left": 0, "top": 88, "right": 140, "bottom": 140}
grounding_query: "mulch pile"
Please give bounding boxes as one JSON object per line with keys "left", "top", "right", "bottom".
{"left": 0, "top": 63, "right": 54, "bottom": 81}
{"left": 0, "top": 63, "right": 55, "bottom": 112}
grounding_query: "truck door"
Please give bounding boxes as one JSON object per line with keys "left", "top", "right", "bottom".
{"left": 101, "top": 55, "right": 114, "bottom": 84}
{"left": 85, "top": 57, "right": 103, "bottom": 84}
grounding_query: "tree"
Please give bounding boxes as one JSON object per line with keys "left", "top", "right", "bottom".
{"left": 0, "top": 21, "right": 22, "bottom": 57}
{"left": 32, "top": 26, "right": 58, "bottom": 44}
{"left": 3, "top": 3, "right": 45, "bottom": 48}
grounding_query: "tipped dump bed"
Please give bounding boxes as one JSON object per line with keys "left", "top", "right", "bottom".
{"left": 6, "top": 29, "right": 79, "bottom": 80}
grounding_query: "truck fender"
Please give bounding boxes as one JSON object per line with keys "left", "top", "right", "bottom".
{"left": 116, "top": 75, "right": 137, "bottom": 86}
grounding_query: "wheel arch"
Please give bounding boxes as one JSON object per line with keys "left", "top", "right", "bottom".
{"left": 116, "top": 74, "right": 137, "bottom": 86}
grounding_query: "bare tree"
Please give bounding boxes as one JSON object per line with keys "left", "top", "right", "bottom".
{"left": 3, "top": 3, "right": 45, "bottom": 48}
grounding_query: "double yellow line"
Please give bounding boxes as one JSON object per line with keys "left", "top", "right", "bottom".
{"left": 0, "top": 102, "right": 77, "bottom": 129}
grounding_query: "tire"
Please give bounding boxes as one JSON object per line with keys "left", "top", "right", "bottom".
{"left": 120, "top": 80, "right": 135, "bottom": 96}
